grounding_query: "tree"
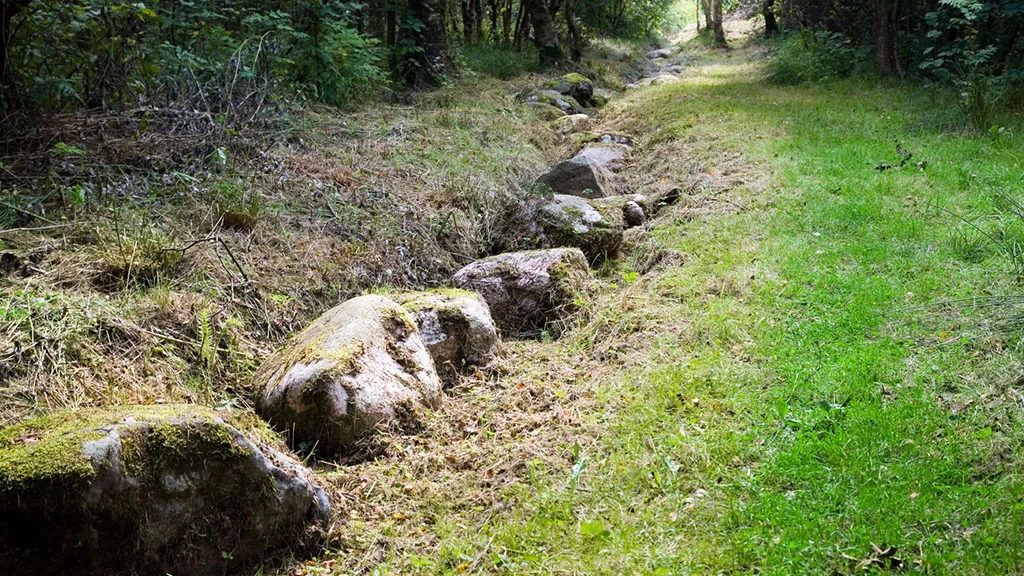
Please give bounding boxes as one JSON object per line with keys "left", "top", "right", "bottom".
{"left": 763, "top": 0, "right": 779, "bottom": 36}
{"left": 874, "top": 0, "right": 895, "bottom": 74}
{"left": 712, "top": 0, "right": 727, "bottom": 46}
{"left": 565, "top": 0, "right": 582, "bottom": 62}
{"left": 409, "top": 0, "right": 451, "bottom": 84}
{"left": 1, "top": 0, "right": 30, "bottom": 90}
{"left": 523, "top": 0, "right": 562, "bottom": 65}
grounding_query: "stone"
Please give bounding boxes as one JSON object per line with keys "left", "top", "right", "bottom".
{"left": 537, "top": 194, "right": 623, "bottom": 262}
{"left": 554, "top": 113, "right": 591, "bottom": 135}
{"left": 573, "top": 143, "right": 631, "bottom": 172}
{"left": 389, "top": 289, "right": 499, "bottom": 379}
{"left": 0, "top": 405, "right": 329, "bottom": 576}
{"left": 638, "top": 74, "right": 681, "bottom": 87}
{"left": 525, "top": 101, "right": 567, "bottom": 120}
{"left": 591, "top": 88, "right": 613, "bottom": 107}
{"left": 536, "top": 156, "right": 612, "bottom": 199}
{"left": 453, "top": 248, "right": 590, "bottom": 337}
{"left": 256, "top": 295, "right": 442, "bottom": 455}
{"left": 646, "top": 47, "right": 674, "bottom": 59}
{"left": 590, "top": 194, "right": 650, "bottom": 228}
{"left": 524, "top": 90, "right": 581, "bottom": 114}
{"left": 545, "top": 73, "right": 594, "bottom": 106}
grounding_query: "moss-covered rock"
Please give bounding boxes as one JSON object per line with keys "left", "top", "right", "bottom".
{"left": 0, "top": 405, "right": 329, "bottom": 576}
{"left": 525, "top": 101, "right": 567, "bottom": 120}
{"left": 388, "top": 289, "right": 499, "bottom": 381}
{"left": 524, "top": 90, "right": 581, "bottom": 114}
{"left": 536, "top": 155, "right": 613, "bottom": 199}
{"left": 572, "top": 143, "right": 631, "bottom": 172}
{"left": 256, "top": 295, "right": 441, "bottom": 456}
{"left": 453, "top": 248, "right": 590, "bottom": 337}
{"left": 553, "top": 113, "right": 591, "bottom": 135}
{"left": 590, "top": 194, "right": 650, "bottom": 228}
{"left": 545, "top": 73, "right": 594, "bottom": 106}
{"left": 538, "top": 194, "right": 623, "bottom": 262}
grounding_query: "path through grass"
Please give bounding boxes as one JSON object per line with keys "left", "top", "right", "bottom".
{"left": 322, "top": 24, "right": 1024, "bottom": 576}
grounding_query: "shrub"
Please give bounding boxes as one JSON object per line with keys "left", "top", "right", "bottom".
{"left": 764, "top": 31, "right": 868, "bottom": 85}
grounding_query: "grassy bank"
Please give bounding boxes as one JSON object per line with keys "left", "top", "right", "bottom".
{"left": 317, "top": 25, "right": 1024, "bottom": 576}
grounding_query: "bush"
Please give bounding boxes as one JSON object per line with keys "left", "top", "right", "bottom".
{"left": 764, "top": 31, "right": 868, "bottom": 85}
{"left": 458, "top": 44, "right": 539, "bottom": 80}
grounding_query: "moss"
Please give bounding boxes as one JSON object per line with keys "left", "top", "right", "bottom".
{"left": 390, "top": 288, "right": 480, "bottom": 313}
{"left": 120, "top": 411, "right": 252, "bottom": 482}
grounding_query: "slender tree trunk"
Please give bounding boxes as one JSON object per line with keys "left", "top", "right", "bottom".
{"left": 712, "top": 0, "right": 727, "bottom": 46}
{"left": 461, "top": 1, "right": 474, "bottom": 44}
{"left": 764, "top": 0, "right": 779, "bottom": 36}
{"left": 502, "top": 0, "right": 513, "bottom": 43}
{"left": 565, "top": 0, "right": 582, "bottom": 63}
{"left": 514, "top": 1, "right": 528, "bottom": 49}
{"left": 488, "top": 0, "right": 499, "bottom": 42}
{"left": 524, "top": 0, "right": 562, "bottom": 65}
{"left": 874, "top": 0, "right": 894, "bottom": 74}
{"left": 1, "top": 0, "right": 29, "bottom": 91}
{"left": 696, "top": 0, "right": 701, "bottom": 31}
{"left": 701, "top": 0, "right": 712, "bottom": 31}
{"left": 473, "top": 0, "right": 484, "bottom": 42}
{"left": 409, "top": 0, "right": 450, "bottom": 85}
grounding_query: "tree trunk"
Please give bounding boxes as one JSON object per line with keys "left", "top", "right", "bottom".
{"left": 1, "top": 0, "right": 29, "bottom": 90}
{"left": 524, "top": 0, "right": 562, "bottom": 65}
{"left": 502, "top": 0, "right": 513, "bottom": 43}
{"left": 488, "top": 0, "right": 499, "bottom": 42}
{"left": 874, "top": 0, "right": 894, "bottom": 74}
{"left": 473, "top": 0, "right": 484, "bottom": 42}
{"left": 514, "top": 1, "right": 528, "bottom": 49}
{"left": 764, "top": 0, "right": 779, "bottom": 36}
{"left": 701, "top": 0, "right": 712, "bottom": 31}
{"left": 712, "top": 0, "right": 727, "bottom": 46}
{"left": 461, "top": 1, "right": 474, "bottom": 44}
{"left": 565, "top": 0, "right": 582, "bottom": 63}
{"left": 696, "top": 0, "right": 701, "bottom": 31}
{"left": 409, "top": 0, "right": 450, "bottom": 85}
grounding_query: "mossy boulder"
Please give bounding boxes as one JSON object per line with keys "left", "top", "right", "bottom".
{"left": 256, "top": 295, "right": 442, "bottom": 456}
{"left": 0, "top": 405, "right": 329, "bottom": 576}
{"left": 553, "top": 113, "right": 591, "bottom": 135}
{"left": 453, "top": 248, "right": 590, "bottom": 337}
{"left": 524, "top": 89, "right": 581, "bottom": 114}
{"left": 545, "top": 73, "right": 594, "bottom": 106}
{"left": 525, "top": 101, "right": 567, "bottom": 120}
{"left": 389, "top": 289, "right": 499, "bottom": 381}
{"left": 646, "top": 47, "right": 674, "bottom": 59}
{"left": 538, "top": 194, "right": 624, "bottom": 262}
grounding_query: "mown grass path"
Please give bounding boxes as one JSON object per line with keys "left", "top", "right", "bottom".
{"left": 324, "top": 23, "right": 1024, "bottom": 576}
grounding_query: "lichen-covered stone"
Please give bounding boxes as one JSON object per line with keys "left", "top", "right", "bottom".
{"left": 536, "top": 156, "right": 612, "bottom": 199}
{"left": 646, "top": 47, "right": 674, "bottom": 59}
{"left": 523, "top": 90, "right": 581, "bottom": 114}
{"left": 453, "top": 248, "right": 590, "bottom": 337}
{"left": 389, "top": 289, "right": 499, "bottom": 379}
{"left": 545, "top": 73, "right": 594, "bottom": 106}
{"left": 554, "top": 113, "right": 591, "bottom": 135}
{"left": 0, "top": 405, "right": 328, "bottom": 576}
{"left": 590, "top": 193, "right": 651, "bottom": 227}
{"left": 256, "top": 295, "right": 441, "bottom": 455}
{"left": 537, "top": 194, "right": 623, "bottom": 262}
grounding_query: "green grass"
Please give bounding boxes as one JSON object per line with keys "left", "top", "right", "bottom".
{"left": 344, "top": 37, "right": 1024, "bottom": 575}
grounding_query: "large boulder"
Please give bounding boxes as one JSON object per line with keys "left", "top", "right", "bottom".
{"left": 524, "top": 89, "right": 581, "bottom": 114}
{"left": 537, "top": 194, "right": 624, "bottom": 262}
{"left": 536, "top": 155, "right": 613, "bottom": 199}
{"left": 256, "top": 295, "right": 442, "bottom": 455}
{"left": 0, "top": 405, "right": 329, "bottom": 576}
{"left": 389, "top": 289, "right": 499, "bottom": 379}
{"left": 573, "top": 143, "right": 631, "bottom": 172}
{"left": 453, "top": 248, "right": 590, "bottom": 337}
{"left": 545, "top": 73, "right": 594, "bottom": 106}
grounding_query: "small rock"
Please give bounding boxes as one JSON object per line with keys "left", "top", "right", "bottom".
{"left": 256, "top": 295, "right": 442, "bottom": 455}
{"left": 453, "top": 248, "right": 590, "bottom": 337}
{"left": 554, "top": 113, "right": 591, "bottom": 135}
{"left": 646, "top": 47, "right": 674, "bottom": 59}
{"left": 638, "top": 74, "right": 680, "bottom": 87}
{"left": 0, "top": 406, "right": 329, "bottom": 576}
{"left": 590, "top": 194, "right": 650, "bottom": 228}
{"left": 545, "top": 73, "right": 594, "bottom": 106}
{"left": 389, "top": 289, "right": 499, "bottom": 379}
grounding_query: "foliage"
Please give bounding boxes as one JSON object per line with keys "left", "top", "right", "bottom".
{"left": 764, "top": 31, "right": 867, "bottom": 85}
{"left": 4, "top": 0, "right": 386, "bottom": 114}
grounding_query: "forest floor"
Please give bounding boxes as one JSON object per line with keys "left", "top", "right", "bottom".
{"left": 306, "top": 16, "right": 1024, "bottom": 576}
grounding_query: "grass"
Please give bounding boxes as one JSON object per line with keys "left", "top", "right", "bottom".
{"left": 305, "top": 19, "right": 1024, "bottom": 576}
